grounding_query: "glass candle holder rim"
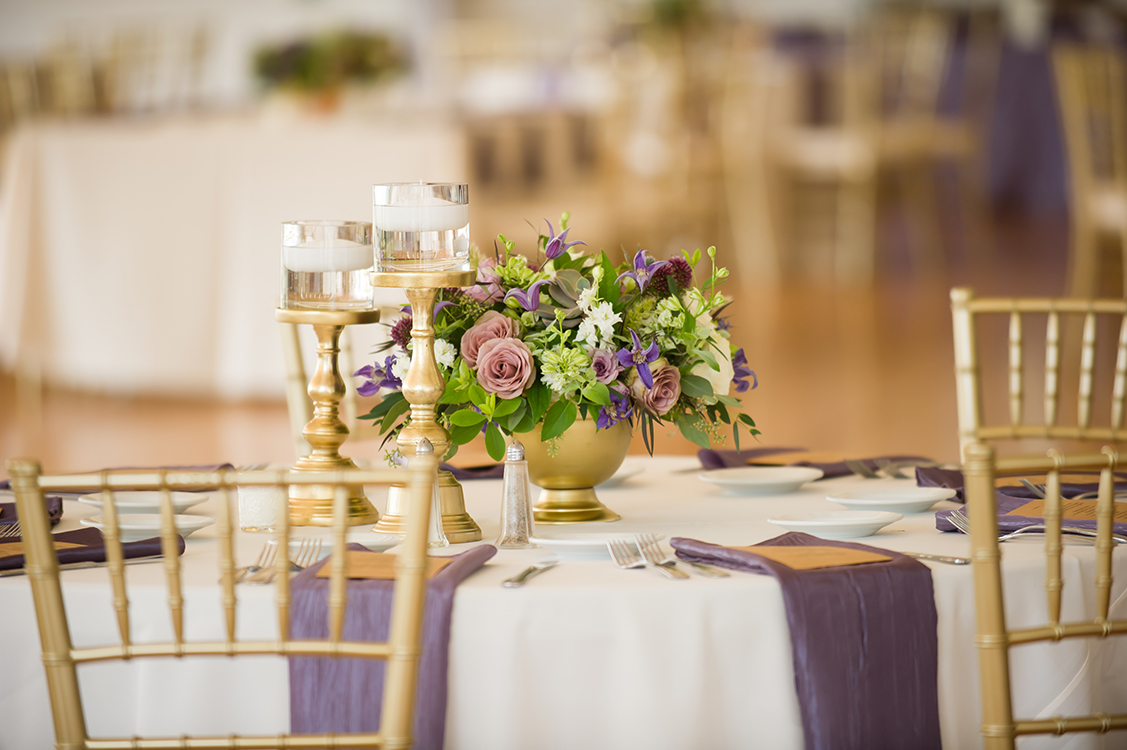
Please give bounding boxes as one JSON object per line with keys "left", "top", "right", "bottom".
{"left": 282, "top": 219, "right": 372, "bottom": 229}
{"left": 372, "top": 182, "right": 468, "bottom": 205}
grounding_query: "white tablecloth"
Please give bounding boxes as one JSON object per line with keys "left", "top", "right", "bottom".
{"left": 0, "top": 114, "right": 466, "bottom": 397}
{"left": 2, "top": 456, "right": 1125, "bottom": 749}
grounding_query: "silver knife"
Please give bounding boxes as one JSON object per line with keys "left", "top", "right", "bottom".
{"left": 902, "top": 551, "right": 971, "bottom": 566}
{"left": 0, "top": 554, "right": 165, "bottom": 578}
{"left": 502, "top": 560, "right": 558, "bottom": 588}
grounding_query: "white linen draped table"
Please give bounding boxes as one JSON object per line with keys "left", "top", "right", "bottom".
{"left": 1, "top": 455, "right": 1125, "bottom": 749}
{"left": 0, "top": 114, "right": 467, "bottom": 397}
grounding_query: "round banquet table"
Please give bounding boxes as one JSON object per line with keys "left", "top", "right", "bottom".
{"left": 1, "top": 455, "right": 1125, "bottom": 750}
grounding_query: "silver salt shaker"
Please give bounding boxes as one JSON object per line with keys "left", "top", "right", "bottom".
{"left": 496, "top": 439, "right": 537, "bottom": 549}
{"left": 415, "top": 439, "right": 449, "bottom": 548}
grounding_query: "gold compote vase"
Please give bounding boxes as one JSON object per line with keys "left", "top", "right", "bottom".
{"left": 521, "top": 418, "right": 631, "bottom": 523}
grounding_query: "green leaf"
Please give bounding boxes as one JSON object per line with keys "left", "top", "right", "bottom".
{"left": 450, "top": 422, "right": 483, "bottom": 446}
{"left": 493, "top": 398, "right": 522, "bottom": 419}
{"left": 450, "top": 409, "right": 487, "bottom": 427}
{"left": 641, "top": 414, "right": 654, "bottom": 455}
{"left": 541, "top": 400, "right": 578, "bottom": 441}
{"left": 677, "top": 415, "right": 712, "bottom": 450}
{"left": 358, "top": 391, "right": 404, "bottom": 421}
{"left": 379, "top": 396, "right": 411, "bottom": 433}
{"left": 444, "top": 443, "right": 458, "bottom": 462}
{"left": 733, "top": 423, "right": 741, "bottom": 452}
{"left": 679, "top": 374, "right": 714, "bottom": 400}
{"left": 738, "top": 413, "right": 757, "bottom": 427}
{"left": 598, "top": 251, "right": 621, "bottom": 305}
{"left": 526, "top": 381, "right": 550, "bottom": 421}
{"left": 500, "top": 402, "right": 528, "bottom": 432}
{"left": 716, "top": 395, "right": 741, "bottom": 407}
{"left": 582, "top": 381, "right": 611, "bottom": 406}
{"left": 485, "top": 422, "right": 506, "bottom": 461}
{"left": 468, "top": 384, "right": 488, "bottom": 408}
{"left": 512, "top": 409, "right": 537, "bottom": 434}
{"left": 697, "top": 348, "right": 720, "bottom": 371}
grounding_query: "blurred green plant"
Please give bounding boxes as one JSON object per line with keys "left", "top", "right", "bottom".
{"left": 253, "top": 31, "right": 407, "bottom": 93}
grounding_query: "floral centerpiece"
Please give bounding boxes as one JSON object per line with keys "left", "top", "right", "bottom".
{"left": 355, "top": 214, "right": 758, "bottom": 462}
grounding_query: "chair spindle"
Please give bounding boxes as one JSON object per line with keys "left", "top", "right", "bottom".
{"left": 99, "top": 483, "right": 132, "bottom": 648}
{"left": 1045, "top": 310, "right": 1061, "bottom": 427}
{"left": 1079, "top": 311, "right": 1097, "bottom": 430}
{"left": 275, "top": 471, "right": 291, "bottom": 644}
{"left": 329, "top": 483, "right": 350, "bottom": 643}
{"left": 1044, "top": 462, "right": 1063, "bottom": 626}
{"left": 158, "top": 482, "right": 185, "bottom": 644}
{"left": 216, "top": 481, "right": 237, "bottom": 644}
{"left": 1008, "top": 311, "right": 1023, "bottom": 425}
{"left": 1096, "top": 453, "right": 1117, "bottom": 621}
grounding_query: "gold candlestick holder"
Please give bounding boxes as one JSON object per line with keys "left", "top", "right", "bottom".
{"left": 274, "top": 307, "right": 381, "bottom": 526}
{"left": 369, "top": 268, "right": 482, "bottom": 543}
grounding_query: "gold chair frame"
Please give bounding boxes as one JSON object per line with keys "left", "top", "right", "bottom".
{"left": 963, "top": 442, "right": 1127, "bottom": 747}
{"left": 6, "top": 455, "right": 438, "bottom": 750}
{"left": 951, "top": 287, "right": 1127, "bottom": 458}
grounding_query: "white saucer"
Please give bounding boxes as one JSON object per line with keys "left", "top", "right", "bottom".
{"left": 79, "top": 491, "right": 209, "bottom": 514}
{"left": 597, "top": 465, "right": 644, "bottom": 489}
{"left": 699, "top": 466, "right": 825, "bottom": 496}
{"left": 767, "top": 511, "right": 902, "bottom": 540}
{"left": 528, "top": 532, "right": 663, "bottom": 560}
{"left": 826, "top": 487, "right": 957, "bottom": 514}
{"left": 284, "top": 532, "right": 403, "bottom": 562}
{"left": 80, "top": 513, "right": 215, "bottom": 542}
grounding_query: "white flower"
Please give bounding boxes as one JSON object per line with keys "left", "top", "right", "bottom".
{"left": 690, "top": 337, "right": 734, "bottom": 400}
{"left": 434, "top": 339, "right": 456, "bottom": 369}
{"left": 576, "top": 286, "right": 599, "bottom": 311}
{"left": 390, "top": 353, "right": 411, "bottom": 381}
{"left": 575, "top": 318, "right": 600, "bottom": 348}
{"left": 588, "top": 302, "right": 621, "bottom": 344}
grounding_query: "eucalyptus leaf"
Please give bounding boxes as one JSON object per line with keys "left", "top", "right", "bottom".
{"left": 679, "top": 373, "right": 714, "bottom": 400}
{"left": 677, "top": 415, "right": 712, "bottom": 450}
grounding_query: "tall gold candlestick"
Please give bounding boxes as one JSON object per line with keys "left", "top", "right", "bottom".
{"left": 370, "top": 269, "right": 482, "bottom": 542}
{"left": 275, "top": 308, "right": 381, "bottom": 526}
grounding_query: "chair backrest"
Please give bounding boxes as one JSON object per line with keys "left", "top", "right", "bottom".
{"left": 6, "top": 455, "right": 437, "bottom": 750}
{"left": 950, "top": 287, "right": 1127, "bottom": 458}
{"left": 962, "top": 442, "right": 1127, "bottom": 747}
{"left": 1053, "top": 43, "right": 1127, "bottom": 200}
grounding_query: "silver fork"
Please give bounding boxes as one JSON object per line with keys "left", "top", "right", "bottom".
{"left": 635, "top": 534, "right": 691, "bottom": 579}
{"left": 244, "top": 541, "right": 282, "bottom": 585}
{"left": 948, "top": 507, "right": 1125, "bottom": 545}
{"left": 233, "top": 540, "right": 275, "bottom": 583}
{"left": 607, "top": 538, "right": 646, "bottom": 571}
{"left": 845, "top": 460, "right": 879, "bottom": 479}
{"left": 0, "top": 523, "right": 21, "bottom": 540}
{"left": 293, "top": 538, "right": 322, "bottom": 571}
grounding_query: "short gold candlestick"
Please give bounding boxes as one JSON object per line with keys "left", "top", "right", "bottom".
{"left": 274, "top": 307, "right": 381, "bottom": 526}
{"left": 369, "top": 268, "right": 482, "bottom": 543}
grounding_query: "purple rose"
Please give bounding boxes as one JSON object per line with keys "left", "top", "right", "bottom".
{"left": 590, "top": 348, "right": 623, "bottom": 384}
{"left": 629, "top": 358, "right": 681, "bottom": 416}
{"left": 466, "top": 257, "right": 505, "bottom": 303}
{"left": 460, "top": 310, "right": 519, "bottom": 367}
{"left": 476, "top": 338, "right": 536, "bottom": 399}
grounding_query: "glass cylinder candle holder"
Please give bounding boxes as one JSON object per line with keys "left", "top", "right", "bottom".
{"left": 281, "top": 220, "right": 374, "bottom": 310}
{"left": 372, "top": 182, "right": 469, "bottom": 271}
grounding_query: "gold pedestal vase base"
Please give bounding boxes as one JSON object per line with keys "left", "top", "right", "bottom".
{"left": 374, "top": 470, "right": 482, "bottom": 543}
{"left": 533, "top": 488, "right": 621, "bottom": 524}
{"left": 288, "top": 458, "right": 380, "bottom": 527}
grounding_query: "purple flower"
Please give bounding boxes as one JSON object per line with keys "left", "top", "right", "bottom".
{"left": 543, "top": 219, "right": 585, "bottom": 260}
{"left": 616, "top": 328, "right": 660, "bottom": 388}
{"left": 504, "top": 279, "right": 549, "bottom": 312}
{"left": 646, "top": 256, "right": 693, "bottom": 297}
{"left": 616, "top": 249, "right": 668, "bottom": 293}
{"left": 353, "top": 354, "right": 402, "bottom": 395}
{"left": 400, "top": 301, "right": 454, "bottom": 321}
{"left": 590, "top": 348, "right": 624, "bottom": 384}
{"left": 467, "top": 257, "right": 505, "bottom": 303}
{"left": 716, "top": 316, "right": 731, "bottom": 332}
{"left": 597, "top": 386, "right": 634, "bottom": 429}
{"left": 389, "top": 315, "right": 413, "bottom": 350}
{"left": 731, "top": 348, "right": 756, "bottom": 393}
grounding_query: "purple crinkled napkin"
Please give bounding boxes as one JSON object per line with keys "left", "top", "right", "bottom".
{"left": 935, "top": 490, "right": 1127, "bottom": 536}
{"left": 0, "top": 496, "right": 64, "bottom": 527}
{"left": 289, "top": 544, "right": 496, "bottom": 750}
{"left": 0, "top": 527, "right": 182, "bottom": 571}
{"left": 439, "top": 462, "right": 505, "bottom": 481}
{"left": 671, "top": 532, "right": 941, "bottom": 750}
{"left": 699, "top": 448, "right": 932, "bottom": 479}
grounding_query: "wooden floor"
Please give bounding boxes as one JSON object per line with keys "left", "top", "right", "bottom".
{"left": 0, "top": 207, "right": 1079, "bottom": 477}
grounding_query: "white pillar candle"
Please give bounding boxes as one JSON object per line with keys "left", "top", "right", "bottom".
{"left": 373, "top": 198, "right": 469, "bottom": 233}
{"left": 282, "top": 237, "right": 374, "bottom": 273}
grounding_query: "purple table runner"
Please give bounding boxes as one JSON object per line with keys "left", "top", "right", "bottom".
{"left": 699, "top": 448, "right": 931, "bottom": 479}
{"left": 0, "top": 527, "right": 180, "bottom": 571}
{"left": 671, "top": 532, "right": 941, "bottom": 750}
{"left": 289, "top": 544, "right": 495, "bottom": 750}
{"left": 0, "top": 497, "right": 64, "bottom": 527}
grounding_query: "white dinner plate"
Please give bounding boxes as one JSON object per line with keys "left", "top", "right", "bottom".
{"left": 767, "top": 511, "right": 903, "bottom": 540}
{"left": 80, "top": 513, "right": 215, "bottom": 542}
{"left": 699, "top": 466, "right": 825, "bottom": 496}
{"left": 528, "top": 532, "right": 664, "bottom": 561}
{"left": 826, "top": 487, "right": 957, "bottom": 514}
{"left": 597, "top": 465, "right": 644, "bottom": 489}
{"left": 79, "top": 491, "right": 209, "bottom": 514}
{"left": 285, "top": 532, "right": 403, "bottom": 562}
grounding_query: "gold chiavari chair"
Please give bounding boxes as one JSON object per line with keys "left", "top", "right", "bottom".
{"left": 6, "top": 454, "right": 438, "bottom": 750}
{"left": 963, "top": 442, "right": 1127, "bottom": 747}
{"left": 951, "top": 287, "right": 1127, "bottom": 459}
{"left": 1053, "top": 43, "right": 1127, "bottom": 298}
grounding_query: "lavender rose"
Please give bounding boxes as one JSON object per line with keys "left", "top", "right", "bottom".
{"left": 465, "top": 257, "right": 505, "bottom": 303}
{"left": 461, "top": 310, "right": 520, "bottom": 366}
{"left": 628, "top": 357, "right": 681, "bottom": 416}
{"left": 590, "top": 348, "right": 623, "bottom": 384}
{"left": 476, "top": 338, "right": 536, "bottom": 399}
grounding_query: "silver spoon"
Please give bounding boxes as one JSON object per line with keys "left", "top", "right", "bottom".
{"left": 502, "top": 560, "right": 558, "bottom": 588}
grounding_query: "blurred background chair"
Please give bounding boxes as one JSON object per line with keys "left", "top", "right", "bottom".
{"left": 1053, "top": 42, "right": 1127, "bottom": 299}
